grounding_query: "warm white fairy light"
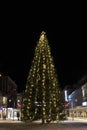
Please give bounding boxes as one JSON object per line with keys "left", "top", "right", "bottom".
{"left": 40, "top": 31, "right": 46, "bottom": 41}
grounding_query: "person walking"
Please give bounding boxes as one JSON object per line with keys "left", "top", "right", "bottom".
{"left": 17, "top": 111, "right": 20, "bottom": 121}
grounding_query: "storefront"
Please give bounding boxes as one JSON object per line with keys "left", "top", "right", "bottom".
{"left": 0, "top": 106, "right": 7, "bottom": 120}
{"left": 66, "top": 106, "right": 87, "bottom": 119}
{"left": 0, "top": 107, "right": 21, "bottom": 120}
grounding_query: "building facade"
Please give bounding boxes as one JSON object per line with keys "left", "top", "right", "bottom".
{"left": 65, "top": 76, "right": 87, "bottom": 119}
{"left": 0, "top": 73, "right": 17, "bottom": 120}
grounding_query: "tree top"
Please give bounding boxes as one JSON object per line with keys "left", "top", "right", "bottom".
{"left": 41, "top": 31, "right": 46, "bottom": 35}
{"left": 40, "top": 31, "right": 46, "bottom": 41}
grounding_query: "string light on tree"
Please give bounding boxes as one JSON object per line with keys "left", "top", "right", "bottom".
{"left": 21, "top": 31, "right": 65, "bottom": 123}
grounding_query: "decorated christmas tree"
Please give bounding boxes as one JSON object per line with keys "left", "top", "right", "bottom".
{"left": 21, "top": 31, "right": 65, "bottom": 123}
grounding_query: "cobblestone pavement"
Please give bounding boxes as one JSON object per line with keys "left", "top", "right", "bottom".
{"left": 0, "top": 120, "right": 87, "bottom": 130}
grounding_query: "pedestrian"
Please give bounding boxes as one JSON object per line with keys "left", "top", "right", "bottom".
{"left": 17, "top": 112, "right": 20, "bottom": 121}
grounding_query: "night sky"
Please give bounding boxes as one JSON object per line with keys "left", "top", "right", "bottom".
{"left": 0, "top": 5, "right": 87, "bottom": 92}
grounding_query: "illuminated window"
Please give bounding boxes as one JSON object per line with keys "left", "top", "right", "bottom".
{"left": 64, "top": 90, "right": 68, "bottom": 101}
{"left": 82, "top": 89, "right": 85, "bottom": 97}
{"left": 3, "top": 97, "right": 7, "bottom": 104}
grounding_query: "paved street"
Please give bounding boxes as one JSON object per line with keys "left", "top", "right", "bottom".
{"left": 0, "top": 119, "right": 87, "bottom": 130}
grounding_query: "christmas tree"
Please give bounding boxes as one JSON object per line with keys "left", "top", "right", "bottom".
{"left": 21, "top": 31, "right": 65, "bottom": 123}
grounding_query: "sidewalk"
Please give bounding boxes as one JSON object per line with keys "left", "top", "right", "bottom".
{"left": 0, "top": 119, "right": 23, "bottom": 123}
{"left": 0, "top": 117, "right": 87, "bottom": 123}
{"left": 67, "top": 117, "right": 87, "bottom": 122}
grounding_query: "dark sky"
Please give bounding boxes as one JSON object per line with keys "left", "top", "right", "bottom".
{"left": 0, "top": 5, "right": 87, "bottom": 92}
